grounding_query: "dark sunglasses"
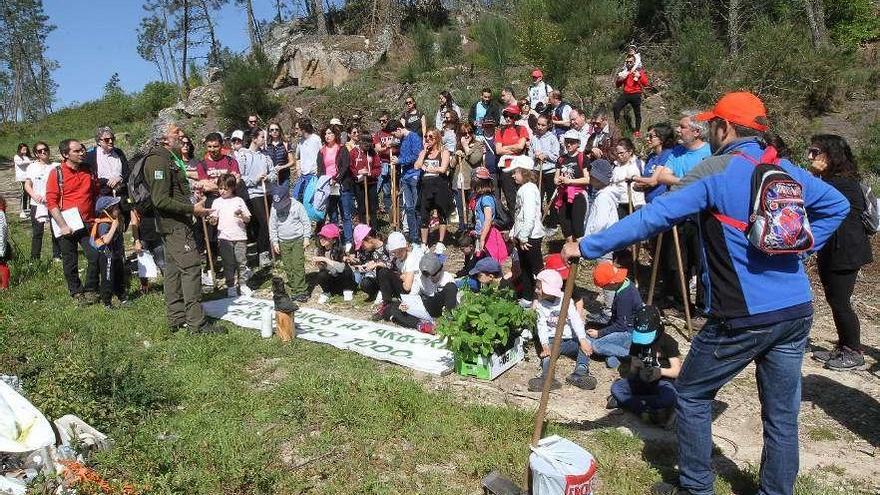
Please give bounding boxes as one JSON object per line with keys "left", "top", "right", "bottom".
{"left": 269, "top": 128, "right": 280, "bottom": 132}
{"left": 421, "top": 269, "right": 441, "bottom": 278}
{"left": 35, "top": 148, "right": 48, "bottom": 153}
{"left": 248, "top": 119, "right": 257, "bottom": 124}
{"left": 405, "top": 100, "right": 415, "bottom": 105}
{"left": 100, "top": 137, "right": 114, "bottom": 143}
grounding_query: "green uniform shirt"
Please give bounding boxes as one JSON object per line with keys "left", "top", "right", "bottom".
{"left": 143, "top": 146, "right": 195, "bottom": 234}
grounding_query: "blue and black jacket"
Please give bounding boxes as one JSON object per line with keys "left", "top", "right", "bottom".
{"left": 579, "top": 137, "right": 849, "bottom": 329}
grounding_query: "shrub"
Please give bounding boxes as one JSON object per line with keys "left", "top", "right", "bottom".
{"left": 513, "top": 0, "right": 564, "bottom": 75}
{"left": 134, "top": 81, "right": 178, "bottom": 117}
{"left": 219, "top": 52, "right": 280, "bottom": 129}
{"left": 825, "top": 0, "right": 880, "bottom": 48}
{"left": 471, "top": 16, "right": 515, "bottom": 82}
{"left": 438, "top": 27, "right": 462, "bottom": 62}
{"left": 857, "top": 120, "right": 880, "bottom": 176}
{"left": 666, "top": 17, "right": 725, "bottom": 105}
{"left": 411, "top": 22, "right": 436, "bottom": 73}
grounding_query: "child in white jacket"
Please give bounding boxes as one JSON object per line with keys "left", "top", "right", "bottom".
{"left": 509, "top": 157, "right": 545, "bottom": 305}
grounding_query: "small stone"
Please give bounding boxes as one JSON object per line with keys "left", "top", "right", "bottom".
{"left": 615, "top": 426, "right": 634, "bottom": 437}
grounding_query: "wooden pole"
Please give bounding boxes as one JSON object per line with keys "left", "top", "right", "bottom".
{"left": 527, "top": 261, "right": 580, "bottom": 485}
{"left": 201, "top": 217, "right": 217, "bottom": 288}
{"left": 626, "top": 181, "right": 638, "bottom": 287}
{"left": 646, "top": 233, "right": 663, "bottom": 306}
{"left": 460, "top": 187, "right": 467, "bottom": 231}
{"left": 671, "top": 225, "right": 694, "bottom": 337}
{"left": 262, "top": 178, "right": 275, "bottom": 261}
{"left": 537, "top": 161, "right": 544, "bottom": 212}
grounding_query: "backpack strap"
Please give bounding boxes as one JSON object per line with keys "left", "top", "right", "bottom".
{"left": 710, "top": 146, "right": 781, "bottom": 231}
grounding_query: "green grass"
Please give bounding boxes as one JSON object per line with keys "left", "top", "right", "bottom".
{"left": 0, "top": 221, "right": 871, "bottom": 494}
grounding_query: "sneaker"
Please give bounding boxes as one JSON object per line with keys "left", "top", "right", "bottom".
{"left": 825, "top": 348, "right": 865, "bottom": 371}
{"left": 227, "top": 287, "right": 238, "bottom": 298}
{"left": 170, "top": 323, "right": 187, "bottom": 333}
{"left": 433, "top": 242, "right": 446, "bottom": 255}
{"left": 373, "top": 293, "right": 383, "bottom": 306}
{"left": 606, "top": 395, "right": 620, "bottom": 409}
{"left": 318, "top": 294, "right": 330, "bottom": 305}
{"left": 688, "top": 275, "right": 697, "bottom": 293}
{"left": 811, "top": 348, "right": 841, "bottom": 363}
{"left": 651, "top": 482, "right": 692, "bottom": 495}
{"left": 417, "top": 321, "right": 436, "bottom": 335}
{"left": 193, "top": 322, "right": 227, "bottom": 335}
{"left": 239, "top": 285, "right": 253, "bottom": 296}
{"left": 565, "top": 373, "right": 598, "bottom": 390}
{"left": 528, "top": 376, "right": 562, "bottom": 392}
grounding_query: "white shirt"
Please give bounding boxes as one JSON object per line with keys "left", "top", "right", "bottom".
{"left": 528, "top": 81, "right": 553, "bottom": 108}
{"left": 297, "top": 133, "right": 322, "bottom": 176}
{"left": 413, "top": 271, "right": 455, "bottom": 297}
{"left": 610, "top": 156, "right": 645, "bottom": 206}
{"left": 510, "top": 182, "right": 544, "bottom": 242}
{"left": 434, "top": 103, "right": 462, "bottom": 130}
{"left": 95, "top": 147, "right": 123, "bottom": 181}
{"left": 530, "top": 131, "right": 561, "bottom": 172}
{"left": 14, "top": 154, "right": 31, "bottom": 182}
{"left": 211, "top": 196, "right": 250, "bottom": 241}
{"left": 534, "top": 298, "right": 585, "bottom": 345}
{"left": 25, "top": 161, "right": 57, "bottom": 220}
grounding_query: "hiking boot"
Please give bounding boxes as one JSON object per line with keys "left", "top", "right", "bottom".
{"left": 606, "top": 395, "right": 620, "bottom": 409}
{"left": 79, "top": 291, "right": 100, "bottom": 306}
{"left": 565, "top": 373, "right": 597, "bottom": 390}
{"left": 651, "top": 482, "right": 692, "bottom": 495}
{"left": 192, "top": 322, "right": 227, "bottom": 335}
{"left": 528, "top": 376, "right": 562, "bottom": 392}
{"left": 825, "top": 348, "right": 865, "bottom": 371}
{"left": 811, "top": 347, "right": 841, "bottom": 363}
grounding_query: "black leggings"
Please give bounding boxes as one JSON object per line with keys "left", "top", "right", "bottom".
{"left": 383, "top": 283, "right": 459, "bottom": 329}
{"left": 818, "top": 266, "right": 861, "bottom": 351}
{"left": 245, "top": 195, "right": 271, "bottom": 255}
{"left": 98, "top": 254, "right": 126, "bottom": 304}
{"left": 557, "top": 194, "right": 587, "bottom": 240}
{"left": 376, "top": 266, "right": 405, "bottom": 302}
{"left": 419, "top": 176, "right": 453, "bottom": 227}
{"left": 613, "top": 93, "right": 643, "bottom": 132}
{"left": 499, "top": 171, "right": 519, "bottom": 213}
{"left": 540, "top": 171, "right": 556, "bottom": 227}
{"left": 313, "top": 266, "right": 357, "bottom": 295}
{"left": 30, "top": 210, "right": 60, "bottom": 259}
{"left": 516, "top": 238, "right": 544, "bottom": 301}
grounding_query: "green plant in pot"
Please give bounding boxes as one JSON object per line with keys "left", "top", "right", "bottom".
{"left": 436, "top": 287, "right": 536, "bottom": 377}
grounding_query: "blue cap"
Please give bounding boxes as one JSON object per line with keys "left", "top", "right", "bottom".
{"left": 469, "top": 257, "right": 502, "bottom": 276}
{"left": 632, "top": 329, "right": 657, "bottom": 345}
{"left": 271, "top": 183, "right": 290, "bottom": 208}
{"left": 95, "top": 195, "right": 121, "bottom": 214}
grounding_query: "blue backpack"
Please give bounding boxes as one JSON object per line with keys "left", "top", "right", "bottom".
{"left": 301, "top": 175, "right": 327, "bottom": 222}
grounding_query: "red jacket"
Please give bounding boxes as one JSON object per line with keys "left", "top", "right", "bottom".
{"left": 616, "top": 69, "right": 649, "bottom": 94}
{"left": 349, "top": 147, "right": 381, "bottom": 183}
{"left": 45, "top": 161, "right": 99, "bottom": 224}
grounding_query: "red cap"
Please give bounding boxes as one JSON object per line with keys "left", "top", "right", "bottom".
{"left": 473, "top": 166, "right": 491, "bottom": 180}
{"left": 543, "top": 253, "right": 570, "bottom": 280}
{"left": 503, "top": 104, "right": 521, "bottom": 117}
{"left": 531, "top": 68, "right": 543, "bottom": 78}
{"left": 593, "top": 261, "right": 628, "bottom": 288}
{"left": 695, "top": 91, "right": 769, "bottom": 132}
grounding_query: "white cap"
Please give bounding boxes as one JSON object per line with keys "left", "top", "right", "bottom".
{"left": 508, "top": 155, "right": 535, "bottom": 171}
{"left": 387, "top": 232, "right": 407, "bottom": 251}
{"left": 562, "top": 129, "right": 581, "bottom": 142}
{"left": 329, "top": 118, "right": 343, "bottom": 126}
{"left": 231, "top": 130, "right": 245, "bottom": 141}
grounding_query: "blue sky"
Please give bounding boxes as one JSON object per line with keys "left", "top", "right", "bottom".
{"left": 44, "top": 0, "right": 282, "bottom": 107}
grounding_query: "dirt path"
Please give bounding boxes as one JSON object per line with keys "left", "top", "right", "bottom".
{"left": 3, "top": 161, "right": 878, "bottom": 491}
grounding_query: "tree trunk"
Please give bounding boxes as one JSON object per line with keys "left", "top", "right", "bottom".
{"left": 245, "top": 0, "right": 259, "bottom": 52}
{"left": 728, "top": 0, "right": 741, "bottom": 56}
{"left": 804, "top": 0, "right": 829, "bottom": 48}
{"left": 310, "top": 0, "right": 327, "bottom": 36}
{"left": 182, "top": 0, "right": 190, "bottom": 98}
{"left": 198, "top": 0, "right": 222, "bottom": 66}
{"left": 159, "top": 6, "right": 181, "bottom": 89}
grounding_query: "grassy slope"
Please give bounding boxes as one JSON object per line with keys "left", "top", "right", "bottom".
{"left": 0, "top": 223, "right": 869, "bottom": 494}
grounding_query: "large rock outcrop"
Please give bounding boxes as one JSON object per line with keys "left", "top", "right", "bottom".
{"left": 270, "top": 29, "right": 392, "bottom": 90}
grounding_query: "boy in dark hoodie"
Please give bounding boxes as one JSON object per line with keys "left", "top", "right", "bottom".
{"left": 91, "top": 196, "right": 126, "bottom": 307}
{"left": 584, "top": 261, "right": 642, "bottom": 368}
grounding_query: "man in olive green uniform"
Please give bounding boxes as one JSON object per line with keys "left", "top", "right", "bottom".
{"left": 144, "top": 123, "right": 224, "bottom": 334}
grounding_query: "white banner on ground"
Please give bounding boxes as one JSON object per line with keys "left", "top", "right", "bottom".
{"left": 202, "top": 296, "right": 453, "bottom": 375}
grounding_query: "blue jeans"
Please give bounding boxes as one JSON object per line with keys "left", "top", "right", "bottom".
{"left": 328, "top": 191, "right": 356, "bottom": 244}
{"left": 588, "top": 331, "right": 632, "bottom": 368}
{"left": 611, "top": 377, "right": 677, "bottom": 414}
{"left": 675, "top": 316, "right": 811, "bottom": 495}
{"left": 376, "top": 161, "right": 392, "bottom": 211}
{"left": 401, "top": 174, "right": 421, "bottom": 243}
{"left": 541, "top": 338, "right": 589, "bottom": 377}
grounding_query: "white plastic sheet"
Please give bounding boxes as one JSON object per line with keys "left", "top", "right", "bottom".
{"left": 529, "top": 435, "right": 597, "bottom": 495}
{"left": 0, "top": 381, "right": 53, "bottom": 453}
{"left": 137, "top": 251, "right": 159, "bottom": 278}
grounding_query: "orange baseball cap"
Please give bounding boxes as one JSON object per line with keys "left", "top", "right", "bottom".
{"left": 593, "top": 261, "right": 628, "bottom": 288}
{"left": 695, "top": 91, "right": 769, "bottom": 132}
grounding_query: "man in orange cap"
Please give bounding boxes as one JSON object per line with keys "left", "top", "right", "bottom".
{"left": 562, "top": 91, "right": 850, "bottom": 495}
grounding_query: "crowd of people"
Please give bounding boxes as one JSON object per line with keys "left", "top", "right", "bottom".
{"left": 2, "top": 50, "right": 876, "bottom": 494}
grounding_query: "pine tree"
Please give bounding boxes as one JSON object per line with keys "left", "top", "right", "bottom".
{"left": 0, "top": 0, "right": 57, "bottom": 122}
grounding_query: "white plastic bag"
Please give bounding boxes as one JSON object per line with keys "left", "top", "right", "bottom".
{"left": 137, "top": 251, "right": 159, "bottom": 278}
{"left": 529, "top": 435, "right": 597, "bottom": 495}
{"left": 0, "top": 381, "right": 54, "bottom": 453}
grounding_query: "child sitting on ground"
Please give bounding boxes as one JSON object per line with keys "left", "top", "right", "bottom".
{"left": 269, "top": 184, "right": 311, "bottom": 303}
{"left": 378, "top": 252, "right": 458, "bottom": 334}
{"left": 209, "top": 173, "right": 252, "bottom": 297}
{"left": 373, "top": 232, "right": 422, "bottom": 314}
{"left": 348, "top": 224, "right": 393, "bottom": 300}
{"left": 528, "top": 269, "right": 596, "bottom": 392}
{"left": 586, "top": 261, "right": 643, "bottom": 369}
{"left": 0, "top": 195, "right": 9, "bottom": 290}
{"left": 90, "top": 196, "right": 126, "bottom": 307}
{"left": 608, "top": 305, "right": 681, "bottom": 425}
{"left": 454, "top": 234, "right": 478, "bottom": 279}
{"left": 311, "top": 223, "right": 356, "bottom": 303}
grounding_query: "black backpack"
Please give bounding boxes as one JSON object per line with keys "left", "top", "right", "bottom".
{"left": 126, "top": 151, "right": 157, "bottom": 213}
{"left": 478, "top": 194, "right": 512, "bottom": 231}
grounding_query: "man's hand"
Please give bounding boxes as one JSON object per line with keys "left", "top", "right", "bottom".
{"left": 519, "top": 240, "right": 531, "bottom": 251}
{"left": 59, "top": 225, "right": 73, "bottom": 236}
{"left": 193, "top": 201, "right": 212, "bottom": 217}
{"left": 579, "top": 339, "right": 592, "bottom": 356}
{"left": 591, "top": 147, "right": 603, "bottom": 159}
{"left": 586, "top": 328, "right": 599, "bottom": 338}
{"left": 539, "top": 348, "right": 551, "bottom": 359}
{"left": 273, "top": 243, "right": 281, "bottom": 255}
{"left": 134, "top": 239, "right": 143, "bottom": 253}
{"left": 390, "top": 156, "right": 399, "bottom": 166}
{"left": 107, "top": 176, "right": 122, "bottom": 188}
{"left": 561, "top": 240, "right": 581, "bottom": 262}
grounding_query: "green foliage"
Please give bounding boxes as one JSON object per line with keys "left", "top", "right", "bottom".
{"left": 513, "top": 0, "right": 564, "bottom": 72}
{"left": 436, "top": 287, "right": 536, "bottom": 362}
{"left": 471, "top": 15, "right": 515, "bottom": 82}
{"left": 219, "top": 52, "right": 280, "bottom": 130}
{"left": 411, "top": 22, "right": 436, "bottom": 73}
{"left": 856, "top": 120, "right": 880, "bottom": 175}
{"left": 103, "top": 73, "right": 124, "bottom": 98}
{"left": 133, "top": 81, "right": 178, "bottom": 117}
{"left": 186, "top": 61, "right": 203, "bottom": 88}
{"left": 438, "top": 27, "right": 462, "bottom": 62}
{"left": 824, "top": 0, "right": 880, "bottom": 47}
{"left": 666, "top": 17, "right": 726, "bottom": 104}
